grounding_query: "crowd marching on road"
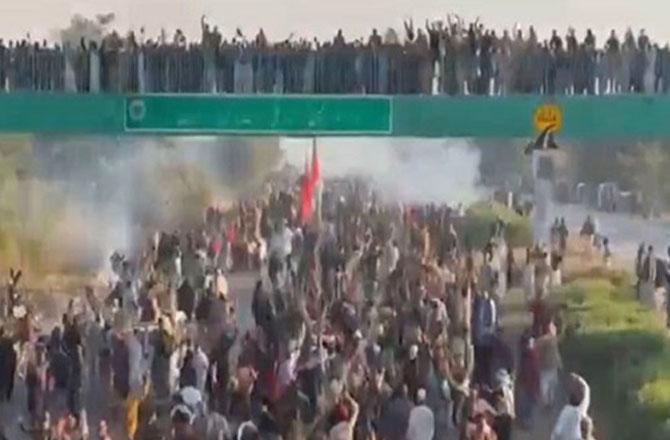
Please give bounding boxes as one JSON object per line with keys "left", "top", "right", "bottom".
{"left": 1, "top": 15, "right": 670, "bottom": 95}
{"left": 0, "top": 147, "right": 595, "bottom": 440}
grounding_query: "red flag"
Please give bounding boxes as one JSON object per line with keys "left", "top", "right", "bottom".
{"left": 226, "top": 222, "right": 237, "bottom": 244}
{"left": 310, "top": 140, "right": 320, "bottom": 188}
{"left": 300, "top": 152, "right": 313, "bottom": 224}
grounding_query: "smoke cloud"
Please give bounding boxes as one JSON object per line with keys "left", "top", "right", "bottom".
{"left": 31, "top": 138, "right": 219, "bottom": 275}
{"left": 3, "top": 135, "right": 483, "bottom": 279}
{"left": 8, "top": 136, "right": 279, "bottom": 277}
{"left": 280, "top": 137, "right": 486, "bottom": 205}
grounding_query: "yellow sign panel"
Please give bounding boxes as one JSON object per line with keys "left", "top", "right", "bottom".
{"left": 533, "top": 104, "right": 562, "bottom": 133}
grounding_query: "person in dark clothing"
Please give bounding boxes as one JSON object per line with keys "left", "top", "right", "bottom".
{"left": 403, "top": 346, "right": 423, "bottom": 400}
{"left": 47, "top": 337, "right": 71, "bottom": 419}
{"left": 479, "top": 31, "right": 494, "bottom": 95}
{"left": 369, "top": 29, "right": 382, "bottom": 48}
{"left": 180, "top": 350, "right": 198, "bottom": 389}
{"left": 24, "top": 345, "right": 47, "bottom": 431}
{"left": 252, "top": 280, "right": 275, "bottom": 334}
{"left": 151, "top": 318, "right": 174, "bottom": 400}
{"left": 566, "top": 29, "right": 578, "bottom": 54}
{"left": 111, "top": 333, "right": 130, "bottom": 400}
{"left": 135, "top": 405, "right": 163, "bottom": 440}
{"left": 177, "top": 280, "right": 197, "bottom": 319}
{"left": 472, "top": 290, "right": 497, "bottom": 387}
{"left": 257, "top": 399, "right": 281, "bottom": 437}
{"left": 0, "top": 328, "right": 16, "bottom": 401}
{"left": 490, "top": 332, "right": 514, "bottom": 381}
{"left": 210, "top": 333, "right": 235, "bottom": 413}
{"left": 606, "top": 30, "right": 620, "bottom": 53}
{"left": 550, "top": 30, "right": 563, "bottom": 52}
{"left": 0, "top": 39, "right": 6, "bottom": 92}
{"left": 665, "top": 247, "right": 670, "bottom": 329}
{"left": 584, "top": 29, "right": 596, "bottom": 49}
{"left": 516, "top": 329, "right": 539, "bottom": 429}
{"left": 66, "top": 346, "right": 83, "bottom": 416}
{"left": 378, "top": 386, "right": 412, "bottom": 440}
{"left": 172, "top": 406, "right": 199, "bottom": 440}
{"left": 62, "top": 316, "right": 82, "bottom": 355}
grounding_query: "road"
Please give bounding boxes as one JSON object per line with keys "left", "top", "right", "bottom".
{"left": 555, "top": 203, "right": 670, "bottom": 265}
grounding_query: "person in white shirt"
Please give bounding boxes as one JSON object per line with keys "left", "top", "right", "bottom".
{"left": 270, "top": 221, "right": 293, "bottom": 261}
{"left": 406, "top": 388, "right": 435, "bottom": 440}
{"left": 169, "top": 342, "right": 188, "bottom": 394}
{"left": 427, "top": 298, "right": 449, "bottom": 342}
{"left": 538, "top": 322, "right": 563, "bottom": 408}
{"left": 381, "top": 239, "right": 400, "bottom": 282}
{"left": 277, "top": 349, "right": 299, "bottom": 393}
{"left": 550, "top": 373, "right": 591, "bottom": 440}
{"left": 237, "top": 420, "right": 259, "bottom": 440}
{"left": 268, "top": 221, "right": 294, "bottom": 288}
{"left": 192, "top": 345, "right": 209, "bottom": 395}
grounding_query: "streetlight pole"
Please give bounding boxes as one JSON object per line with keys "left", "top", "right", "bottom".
{"left": 15, "top": 168, "right": 28, "bottom": 270}
{"left": 532, "top": 150, "right": 555, "bottom": 246}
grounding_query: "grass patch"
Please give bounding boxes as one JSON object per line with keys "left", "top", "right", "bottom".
{"left": 461, "top": 201, "right": 532, "bottom": 248}
{"left": 559, "top": 274, "right": 670, "bottom": 440}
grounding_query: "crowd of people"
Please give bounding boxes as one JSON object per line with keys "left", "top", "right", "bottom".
{"left": 0, "top": 157, "right": 596, "bottom": 440}
{"left": 2, "top": 16, "right": 670, "bottom": 95}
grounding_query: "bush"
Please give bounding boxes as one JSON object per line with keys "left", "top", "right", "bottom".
{"left": 639, "top": 377, "right": 670, "bottom": 420}
{"left": 460, "top": 201, "right": 532, "bottom": 248}
{"left": 559, "top": 275, "right": 670, "bottom": 440}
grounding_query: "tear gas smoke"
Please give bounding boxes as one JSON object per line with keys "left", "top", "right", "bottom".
{"left": 5, "top": 136, "right": 279, "bottom": 277}
{"left": 3, "top": 136, "right": 481, "bottom": 278}
{"left": 281, "top": 137, "right": 486, "bottom": 205}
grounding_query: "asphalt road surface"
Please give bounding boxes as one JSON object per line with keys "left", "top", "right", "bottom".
{"left": 555, "top": 203, "right": 670, "bottom": 265}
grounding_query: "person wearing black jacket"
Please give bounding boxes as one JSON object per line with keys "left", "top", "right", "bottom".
{"left": 179, "top": 350, "right": 198, "bottom": 389}
{"left": 0, "top": 328, "right": 16, "bottom": 402}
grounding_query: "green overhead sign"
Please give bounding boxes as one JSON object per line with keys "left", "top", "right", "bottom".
{"left": 124, "top": 95, "right": 392, "bottom": 134}
{"left": 0, "top": 93, "right": 668, "bottom": 139}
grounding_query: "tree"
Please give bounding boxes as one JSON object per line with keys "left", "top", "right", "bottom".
{"left": 565, "top": 140, "right": 631, "bottom": 186}
{"left": 617, "top": 142, "right": 670, "bottom": 215}
{"left": 476, "top": 138, "right": 532, "bottom": 190}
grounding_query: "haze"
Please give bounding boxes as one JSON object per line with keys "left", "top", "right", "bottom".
{"left": 1, "top": 0, "right": 668, "bottom": 44}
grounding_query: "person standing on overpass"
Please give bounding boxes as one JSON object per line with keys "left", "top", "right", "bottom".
{"left": 664, "top": 247, "right": 670, "bottom": 329}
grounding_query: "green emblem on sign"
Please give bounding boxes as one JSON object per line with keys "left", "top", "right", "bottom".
{"left": 128, "top": 99, "right": 146, "bottom": 122}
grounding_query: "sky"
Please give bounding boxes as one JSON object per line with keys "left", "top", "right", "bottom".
{"left": 0, "top": 0, "right": 668, "bottom": 45}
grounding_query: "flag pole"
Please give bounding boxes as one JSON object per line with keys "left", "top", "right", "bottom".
{"left": 313, "top": 137, "right": 322, "bottom": 227}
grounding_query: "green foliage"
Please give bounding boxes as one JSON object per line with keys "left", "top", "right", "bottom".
{"left": 461, "top": 201, "right": 533, "bottom": 248}
{"left": 618, "top": 142, "right": 670, "bottom": 214}
{"left": 0, "top": 136, "right": 66, "bottom": 272}
{"left": 560, "top": 276, "right": 670, "bottom": 440}
{"left": 565, "top": 141, "right": 631, "bottom": 186}
{"left": 639, "top": 377, "right": 670, "bottom": 420}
